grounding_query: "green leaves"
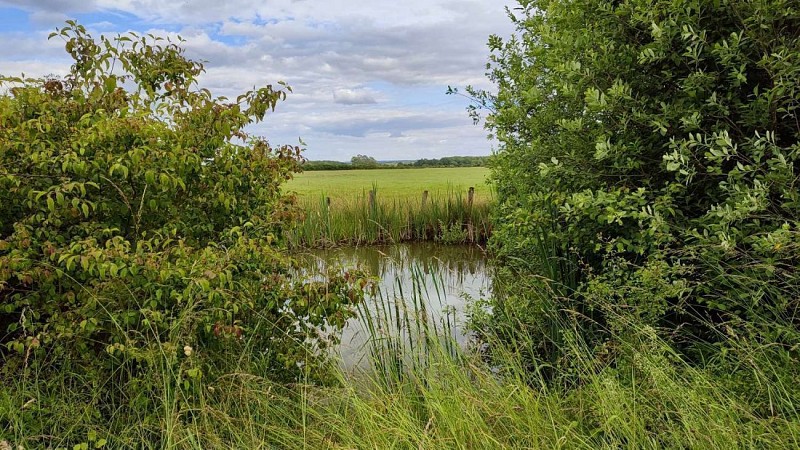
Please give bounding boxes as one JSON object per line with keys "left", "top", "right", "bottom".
{"left": 0, "top": 21, "right": 363, "bottom": 394}
{"left": 480, "top": 0, "right": 800, "bottom": 361}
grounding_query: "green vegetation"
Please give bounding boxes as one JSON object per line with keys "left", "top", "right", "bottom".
{"left": 4, "top": 0, "right": 800, "bottom": 446}
{"left": 409, "top": 155, "right": 488, "bottom": 168}
{"left": 287, "top": 166, "right": 490, "bottom": 201}
{"left": 285, "top": 167, "right": 491, "bottom": 247}
{"left": 0, "top": 23, "right": 365, "bottom": 446}
{"left": 350, "top": 154, "right": 379, "bottom": 169}
{"left": 287, "top": 189, "right": 490, "bottom": 247}
{"left": 301, "top": 155, "right": 488, "bottom": 170}
{"left": 462, "top": 0, "right": 800, "bottom": 439}
{"left": 301, "top": 159, "right": 352, "bottom": 170}
{"left": 3, "top": 262, "right": 797, "bottom": 448}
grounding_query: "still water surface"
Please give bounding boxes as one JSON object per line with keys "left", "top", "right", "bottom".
{"left": 298, "top": 243, "right": 491, "bottom": 368}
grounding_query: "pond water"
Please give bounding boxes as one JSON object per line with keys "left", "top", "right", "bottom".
{"left": 296, "top": 243, "right": 492, "bottom": 368}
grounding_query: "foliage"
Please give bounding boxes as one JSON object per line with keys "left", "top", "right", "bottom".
{"left": 301, "top": 156, "right": 489, "bottom": 171}
{"left": 286, "top": 166, "right": 491, "bottom": 200}
{"left": 472, "top": 0, "right": 800, "bottom": 373}
{"left": 350, "top": 154, "right": 379, "bottom": 169}
{"left": 287, "top": 167, "right": 491, "bottom": 247}
{"left": 302, "top": 159, "right": 353, "bottom": 170}
{"left": 409, "top": 155, "right": 488, "bottom": 168}
{"left": 288, "top": 189, "right": 490, "bottom": 248}
{"left": 0, "top": 21, "right": 364, "bottom": 403}
{"left": 3, "top": 273, "right": 799, "bottom": 448}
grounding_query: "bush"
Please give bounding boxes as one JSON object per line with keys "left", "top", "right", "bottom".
{"left": 472, "top": 0, "right": 800, "bottom": 368}
{"left": 0, "top": 23, "right": 363, "bottom": 391}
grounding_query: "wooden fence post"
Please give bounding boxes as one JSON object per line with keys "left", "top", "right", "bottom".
{"left": 422, "top": 190, "right": 429, "bottom": 207}
{"left": 369, "top": 189, "right": 376, "bottom": 210}
{"left": 326, "top": 196, "right": 331, "bottom": 208}
{"left": 468, "top": 187, "right": 475, "bottom": 207}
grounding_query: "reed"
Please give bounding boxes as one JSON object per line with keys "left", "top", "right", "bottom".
{"left": 4, "top": 264, "right": 800, "bottom": 448}
{"left": 352, "top": 260, "right": 463, "bottom": 386}
{"left": 288, "top": 187, "right": 492, "bottom": 248}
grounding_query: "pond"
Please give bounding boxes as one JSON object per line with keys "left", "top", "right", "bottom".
{"left": 296, "top": 243, "right": 492, "bottom": 369}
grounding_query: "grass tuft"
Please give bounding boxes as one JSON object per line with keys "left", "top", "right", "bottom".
{"left": 288, "top": 187, "right": 492, "bottom": 248}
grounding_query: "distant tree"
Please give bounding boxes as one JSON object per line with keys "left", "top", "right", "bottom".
{"left": 350, "top": 154, "right": 379, "bottom": 169}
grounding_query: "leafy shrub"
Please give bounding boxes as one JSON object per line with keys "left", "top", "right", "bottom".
{"left": 0, "top": 23, "right": 363, "bottom": 390}
{"left": 471, "top": 0, "right": 800, "bottom": 368}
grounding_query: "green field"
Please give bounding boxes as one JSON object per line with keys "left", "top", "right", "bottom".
{"left": 286, "top": 167, "right": 491, "bottom": 202}
{"left": 283, "top": 167, "right": 492, "bottom": 247}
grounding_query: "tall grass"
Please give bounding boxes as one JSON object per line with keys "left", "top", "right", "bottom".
{"left": 354, "top": 261, "right": 462, "bottom": 385}
{"left": 3, "top": 253, "right": 799, "bottom": 448}
{"left": 288, "top": 187, "right": 492, "bottom": 248}
{"left": 330, "top": 258, "right": 800, "bottom": 449}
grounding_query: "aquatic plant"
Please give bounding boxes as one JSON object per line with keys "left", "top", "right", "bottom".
{"left": 288, "top": 187, "right": 492, "bottom": 248}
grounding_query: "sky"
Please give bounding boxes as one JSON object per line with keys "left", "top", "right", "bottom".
{"left": 0, "top": 1, "right": 515, "bottom": 161}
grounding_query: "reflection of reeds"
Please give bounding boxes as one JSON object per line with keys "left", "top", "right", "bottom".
{"left": 287, "top": 187, "right": 492, "bottom": 248}
{"left": 355, "top": 261, "right": 464, "bottom": 386}
{"left": 298, "top": 243, "right": 488, "bottom": 281}
{"left": 292, "top": 243, "right": 489, "bottom": 377}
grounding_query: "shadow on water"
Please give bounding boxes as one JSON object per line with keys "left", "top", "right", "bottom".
{"left": 296, "top": 243, "right": 491, "bottom": 370}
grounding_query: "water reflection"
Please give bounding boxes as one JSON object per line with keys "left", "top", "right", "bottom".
{"left": 297, "top": 243, "right": 491, "bottom": 368}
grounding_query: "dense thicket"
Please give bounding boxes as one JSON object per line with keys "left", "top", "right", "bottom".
{"left": 0, "top": 23, "right": 362, "bottom": 401}
{"left": 475, "top": 0, "right": 800, "bottom": 385}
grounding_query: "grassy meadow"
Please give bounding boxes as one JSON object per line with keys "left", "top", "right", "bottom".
{"left": 287, "top": 167, "right": 491, "bottom": 202}
{"left": 285, "top": 167, "right": 493, "bottom": 247}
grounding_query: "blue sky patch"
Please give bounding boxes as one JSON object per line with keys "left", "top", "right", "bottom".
{"left": 0, "top": 7, "right": 32, "bottom": 32}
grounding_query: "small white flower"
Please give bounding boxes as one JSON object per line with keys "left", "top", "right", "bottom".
{"left": 183, "top": 345, "right": 193, "bottom": 357}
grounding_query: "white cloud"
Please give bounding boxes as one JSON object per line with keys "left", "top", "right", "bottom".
{"left": 332, "top": 88, "right": 377, "bottom": 105}
{"left": 0, "top": 0, "right": 516, "bottom": 159}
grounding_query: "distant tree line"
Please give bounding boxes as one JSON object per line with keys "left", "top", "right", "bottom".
{"left": 302, "top": 155, "right": 488, "bottom": 171}
{"left": 302, "top": 160, "right": 353, "bottom": 170}
{"left": 407, "top": 156, "right": 488, "bottom": 168}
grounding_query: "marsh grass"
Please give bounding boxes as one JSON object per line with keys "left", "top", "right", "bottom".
{"left": 3, "top": 259, "right": 799, "bottom": 449}
{"left": 353, "top": 261, "right": 463, "bottom": 386}
{"left": 288, "top": 187, "right": 492, "bottom": 248}
{"left": 322, "top": 280, "right": 800, "bottom": 448}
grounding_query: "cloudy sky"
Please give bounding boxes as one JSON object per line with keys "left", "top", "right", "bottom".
{"left": 0, "top": 1, "right": 515, "bottom": 161}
